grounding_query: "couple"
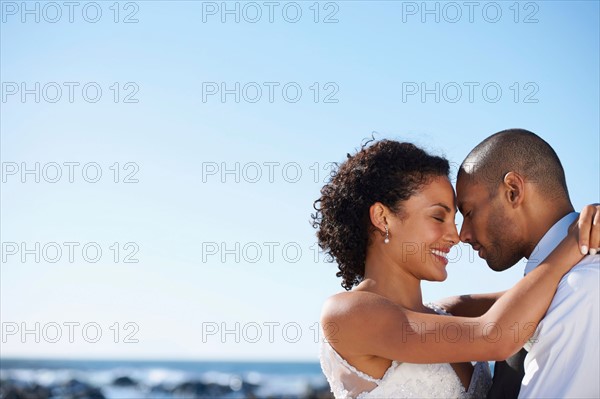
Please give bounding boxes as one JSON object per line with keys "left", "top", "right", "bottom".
{"left": 312, "top": 129, "right": 599, "bottom": 398}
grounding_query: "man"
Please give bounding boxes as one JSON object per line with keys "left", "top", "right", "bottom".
{"left": 445, "top": 129, "right": 599, "bottom": 398}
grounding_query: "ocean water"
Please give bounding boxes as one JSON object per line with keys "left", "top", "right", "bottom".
{"left": 0, "top": 358, "right": 331, "bottom": 399}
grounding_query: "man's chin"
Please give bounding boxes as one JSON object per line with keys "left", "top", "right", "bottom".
{"left": 486, "top": 258, "right": 516, "bottom": 272}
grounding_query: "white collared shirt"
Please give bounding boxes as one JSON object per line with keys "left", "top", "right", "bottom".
{"left": 519, "top": 212, "right": 600, "bottom": 398}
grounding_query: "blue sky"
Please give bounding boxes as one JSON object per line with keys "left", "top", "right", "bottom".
{"left": 1, "top": 1, "right": 599, "bottom": 361}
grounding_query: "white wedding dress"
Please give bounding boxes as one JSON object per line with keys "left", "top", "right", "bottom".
{"left": 319, "top": 304, "right": 492, "bottom": 398}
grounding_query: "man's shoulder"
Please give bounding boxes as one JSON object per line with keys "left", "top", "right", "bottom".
{"left": 563, "top": 255, "right": 599, "bottom": 281}
{"left": 555, "top": 255, "right": 599, "bottom": 298}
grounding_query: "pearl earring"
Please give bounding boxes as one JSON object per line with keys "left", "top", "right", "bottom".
{"left": 384, "top": 225, "right": 390, "bottom": 244}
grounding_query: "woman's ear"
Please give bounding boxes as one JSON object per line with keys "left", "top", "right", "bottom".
{"left": 369, "top": 202, "right": 388, "bottom": 233}
{"left": 502, "top": 171, "right": 525, "bottom": 207}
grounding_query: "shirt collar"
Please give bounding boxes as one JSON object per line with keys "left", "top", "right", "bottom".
{"left": 524, "top": 212, "right": 579, "bottom": 276}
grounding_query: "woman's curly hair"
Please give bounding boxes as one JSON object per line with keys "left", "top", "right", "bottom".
{"left": 311, "top": 138, "right": 450, "bottom": 290}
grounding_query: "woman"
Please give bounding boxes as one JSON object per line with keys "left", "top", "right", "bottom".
{"left": 311, "top": 139, "right": 598, "bottom": 398}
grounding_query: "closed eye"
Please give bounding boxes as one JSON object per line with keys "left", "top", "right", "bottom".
{"left": 433, "top": 217, "right": 444, "bottom": 222}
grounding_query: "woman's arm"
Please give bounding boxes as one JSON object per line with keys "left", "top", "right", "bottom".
{"left": 435, "top": 291, "right": 506, "bottom": 317}
{"left": 323, "top": 223, "right": 586, "bottom": 364}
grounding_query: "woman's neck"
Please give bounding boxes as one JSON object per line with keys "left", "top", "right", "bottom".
{"left": 359, "top": 253, "right": 428, "bottom": 312}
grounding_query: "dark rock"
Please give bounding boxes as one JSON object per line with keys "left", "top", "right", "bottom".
{"left": 302, "top": 383, "right": 335, "bottom": 399}
{"left": 148, "top": 383, "right": 173, "bottom": 394}
{"left": 47, "top": 378, "right": 105, "bottom": 399}
{"left": 111, "top": 376, "right": 137, "bottom": 387}
{"left": 0, "top": 380, "right": 51, "bottom": 399}
{"left": 173, "top": 379, "right": 233, "bottom": 397}
{"left": 173, "top": 380, "right": 206, "bottom": 395}
{"left": 204, "top": 382, "right": 233, "bottom": 397}
{"left": 240, "top": 379, "right": 260, "bottom": 395}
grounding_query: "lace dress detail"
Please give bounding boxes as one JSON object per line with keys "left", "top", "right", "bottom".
{"left": 319, "top": 303, "right": 492, "bottom": 398}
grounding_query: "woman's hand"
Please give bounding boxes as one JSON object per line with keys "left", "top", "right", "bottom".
{"left": 576, "top": 204, "right": 600, "bottom": 255}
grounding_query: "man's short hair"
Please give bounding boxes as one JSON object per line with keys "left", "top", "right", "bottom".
{"left": 458, "top": 129, "right": 570, "bottom": 200}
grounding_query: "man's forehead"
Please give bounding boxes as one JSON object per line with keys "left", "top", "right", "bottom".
{"left": 456, "top": 173, "right": 477, "bottom": 194}
{"left": 456, "top": 178, "right": 486, "bottom": 208}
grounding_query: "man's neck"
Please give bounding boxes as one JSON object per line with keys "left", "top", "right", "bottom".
{"left": 524, "top": 201, "right": 574, "bottom": 259}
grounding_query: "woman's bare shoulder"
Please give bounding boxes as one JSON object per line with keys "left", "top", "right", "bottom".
{"left": 320, "top": 291, "right": 412, "bottom": 358}
{"left": 321, "top": 290, "right": 405, "bottom": 324}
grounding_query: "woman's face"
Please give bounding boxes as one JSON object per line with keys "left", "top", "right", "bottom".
{"left": 386, "top": 176, "right": 460, "bottom": 282}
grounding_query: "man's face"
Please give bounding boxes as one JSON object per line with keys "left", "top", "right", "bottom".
{"left": 456, "top": 176, "right": 526, "bottom": 271}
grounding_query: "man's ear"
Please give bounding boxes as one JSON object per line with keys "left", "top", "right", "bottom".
{"left": 369, "top": 202, "right": 388, "bottom": 233}
{"left": 502, "top": 171, "right": 526, "bottom": 207}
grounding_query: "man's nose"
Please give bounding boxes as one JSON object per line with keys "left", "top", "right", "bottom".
{"left": 459, "top": 223, "right": 471, "bottom": 243}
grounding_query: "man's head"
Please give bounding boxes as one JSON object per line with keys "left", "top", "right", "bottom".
{"left": 456, "top": 129, "right": 572, "bottom": 271}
